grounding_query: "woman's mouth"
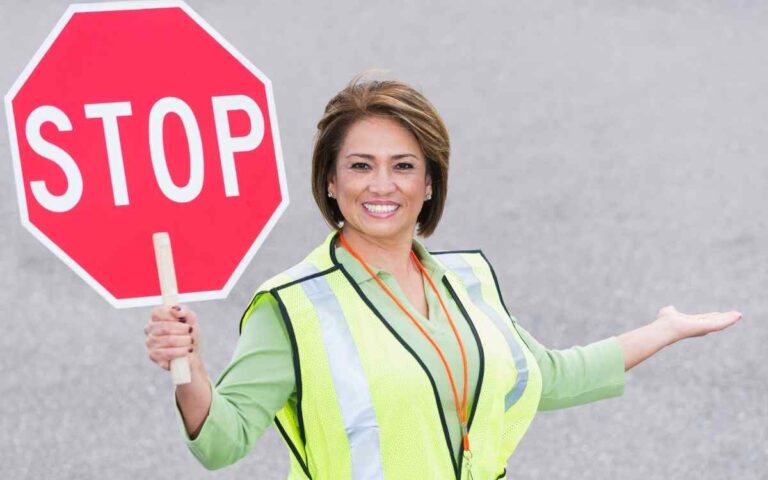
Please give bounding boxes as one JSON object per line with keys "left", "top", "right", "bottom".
{"left": 363, "top": 202, "right": 399, "bottom": 216}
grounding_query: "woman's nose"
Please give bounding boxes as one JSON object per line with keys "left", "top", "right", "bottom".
{"left": 368, "top": 167, "right": 396, "bottom": 194}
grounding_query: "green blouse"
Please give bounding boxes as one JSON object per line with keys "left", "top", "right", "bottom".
{"left": 175, "top": 238, "right": 626, "bottom": 470}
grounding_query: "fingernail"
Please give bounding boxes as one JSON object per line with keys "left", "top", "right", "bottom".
{"left": 178, "top": 317, "right": 187, "bottom": 323}
{"left": 189, "top": 326, "right": 193, "bottom": 334}
{"left": 191, "top": 338, "right": 194, "bottom": 344}
{"left": 188, "top": 347, "right": 193, "bottom": 353}
{"left": 172, "top": 305, "right": 181, "bottom": 311}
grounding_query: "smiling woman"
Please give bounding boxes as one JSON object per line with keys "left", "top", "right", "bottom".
{"left": 311, "top": 77, "right": 449, "bottom": 238}
{"left": 144, "top": 73, "right": 743, "bottom": 480}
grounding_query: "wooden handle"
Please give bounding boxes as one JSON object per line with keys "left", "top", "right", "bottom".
{"left": 153, "top": 232, "right": 191, "bottom": 385}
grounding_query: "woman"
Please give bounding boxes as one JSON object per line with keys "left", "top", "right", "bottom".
{"left": 144, "top": 76, "right": 743, "bottom": 479}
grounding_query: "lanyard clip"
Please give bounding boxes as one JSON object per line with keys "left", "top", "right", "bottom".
{"left": 463, "top": 449, "right": 474, "bottom": 480}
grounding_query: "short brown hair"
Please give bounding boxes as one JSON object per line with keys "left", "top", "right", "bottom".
{"left": 311, "top": 74, "right": 450, "bottom": 237}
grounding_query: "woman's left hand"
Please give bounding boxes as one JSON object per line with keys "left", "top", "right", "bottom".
{"left": 653, "top": 305, "right": 743, "bottom": 344}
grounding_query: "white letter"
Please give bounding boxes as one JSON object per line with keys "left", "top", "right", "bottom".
{"left": 84, "top": 101, "right": 132, "bottom": 206}
{"left": 211, "top": 95, "right": 264, "bottom": 197}
{"left": 148, "top": 97, "right": 204, "bottom": 203}
{"left": 25, "top": 106, "right": 82, "bottom": 213}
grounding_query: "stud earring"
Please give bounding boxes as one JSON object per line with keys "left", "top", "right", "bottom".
{"left": 328, "top": 191, "right": 335, "bottom": 199}
{"left": 425, "top": 192, "right": 432, "bottom": 201}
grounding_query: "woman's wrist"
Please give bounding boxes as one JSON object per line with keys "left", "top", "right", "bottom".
{"left": 649, "top": 318, "right": 683, "bottom": 347}
{"left": 174, "top": 359, "right": 213, "bottom": 440}
{"left": 175, "top": 354, "right": 211, "bottom": 406}
{"left": 616, "top": 321, "right": 676, "bottom": 371}
{"left": 187, "top": 352, "right": 206, "bottom": 376}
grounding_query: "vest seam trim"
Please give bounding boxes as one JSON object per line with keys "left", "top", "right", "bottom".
{"left": 431, "top": 249, "right": 484, "bottom": 255}
{"left": 275, "top": 265, "right": 340, "bottom": 292}
{"left": 237, "top": 290, "right": 262, "bottom": 335}
{"left": 475, "top": 250, "right": 537, "bottom": 354}
{"left": 274, "top": 416, "right": 312, "bottom": 478}
{"left": 271, "top": 287, "right": 311, "bottom": 477}
{"left": 267, "top": 265, "right": 343, "bottom": 478}
{"left": 443, "top": 275, "right": 487, "bottom": 477}
{"left": 236, "top": 266, "right": 339, "bottom": 335}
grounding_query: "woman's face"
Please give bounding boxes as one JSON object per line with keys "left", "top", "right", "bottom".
{"left": 329, "top": 116, "right": 432, "bottom": 244}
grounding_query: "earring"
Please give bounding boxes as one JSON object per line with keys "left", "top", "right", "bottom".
{"left": 425, "top": 192, "right": 432, "bottom": 201}
{"left": 328, "top": 191, "right": 335, "bottom": 199}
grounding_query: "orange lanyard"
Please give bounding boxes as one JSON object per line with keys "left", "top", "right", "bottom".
{"left": 339, "top": 232, "right": 471, "bottom": 452}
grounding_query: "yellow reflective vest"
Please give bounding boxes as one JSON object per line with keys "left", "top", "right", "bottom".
{"left": 244, "top": 231, "right": 543, "bottom": 479}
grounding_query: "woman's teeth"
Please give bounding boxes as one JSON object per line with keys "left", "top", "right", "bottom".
{"left": 364, "top": 203, "right": 398, "bottom": 214}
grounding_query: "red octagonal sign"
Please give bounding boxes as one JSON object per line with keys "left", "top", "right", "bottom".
{"left": 5, "top": 1, "right": 288, "bottom": 308}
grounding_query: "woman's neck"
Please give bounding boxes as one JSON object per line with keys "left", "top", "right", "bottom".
{"left": 339, "top": 227, "right": 417, "bottom": 278}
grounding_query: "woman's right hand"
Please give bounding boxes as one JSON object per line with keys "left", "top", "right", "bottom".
{"left": 145, "top": 304, "right": 199, "bottom": 370}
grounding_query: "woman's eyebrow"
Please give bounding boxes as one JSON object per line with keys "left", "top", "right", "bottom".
{"left": 391, "top": 154, "right": 419, "bottom": 160}
{"left": 345, "top": 153, "right": 420, "bottom": 160}
{"left": 345, "top": 153, "right": 375, "bottom": 159}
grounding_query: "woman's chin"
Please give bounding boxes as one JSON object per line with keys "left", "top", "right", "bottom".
{"left": 346, "top": 219, "right": 411, "bottom": 242}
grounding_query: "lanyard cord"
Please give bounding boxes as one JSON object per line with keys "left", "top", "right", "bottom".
{"left": 338, "top": 232, "right": 471, "bottom": 451}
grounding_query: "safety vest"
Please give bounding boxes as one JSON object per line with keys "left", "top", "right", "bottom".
{"left": 240, "top": 231, "right": 543, "bottom": 479}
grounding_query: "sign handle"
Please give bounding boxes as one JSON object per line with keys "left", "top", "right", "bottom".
{"left": 152, "top": 232, "right": 191, "bottom": 385}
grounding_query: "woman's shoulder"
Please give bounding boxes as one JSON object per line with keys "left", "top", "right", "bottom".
{"left": 239, "top": 252, "right": 335, "bottom": 334}
{"left": 251, "top": 233, "right": 338, "bottom": 294}
{"left": 239, "top": 254, "right": 328, "bottom": 334}
{"left": 427, "top": 246, "right": 496, "bottom": 272}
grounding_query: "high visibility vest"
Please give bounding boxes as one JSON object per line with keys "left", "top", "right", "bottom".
{"left": 240, "top": 232, "right": 543, "bottom": 479}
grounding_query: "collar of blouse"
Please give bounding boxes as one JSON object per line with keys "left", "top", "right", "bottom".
{"left": 334, "top": 236, "right": 447, "bottom": 286}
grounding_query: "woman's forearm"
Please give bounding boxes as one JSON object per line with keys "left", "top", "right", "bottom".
{"left": 175, "top": 355, "right": 213, "bottom": 439}
{"left": 616, "top": 320, "right": 677, "bottom": 371}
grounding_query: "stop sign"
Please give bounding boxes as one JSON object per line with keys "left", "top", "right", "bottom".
{"left": 5, "top": 2, "right": 288, "bottom": 308}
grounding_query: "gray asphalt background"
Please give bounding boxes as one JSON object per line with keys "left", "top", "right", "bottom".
{"left": 1, "top": 1, "right": 766, "bottom": 479}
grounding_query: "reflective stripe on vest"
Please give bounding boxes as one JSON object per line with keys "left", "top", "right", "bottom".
{"left": 290, "top": 262, "right": 384, "bottom": 480}
{"left": 437, "top": 253, "right": 529, "bottom": 410}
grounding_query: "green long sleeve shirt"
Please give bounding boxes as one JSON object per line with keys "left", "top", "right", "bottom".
{"left": 175, "top": 240, "right": 626, "bottom": 470}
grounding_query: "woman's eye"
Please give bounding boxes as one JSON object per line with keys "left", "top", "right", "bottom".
{"left": 395, "top": 162, "right": 414, "bottom": 170}
{"left": 351, "top": 162, "right": 370, "bottom": 170}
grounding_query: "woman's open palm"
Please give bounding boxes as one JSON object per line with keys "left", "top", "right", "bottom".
{"left": 655, "top": 305, "right": 742, "bottom": 342}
